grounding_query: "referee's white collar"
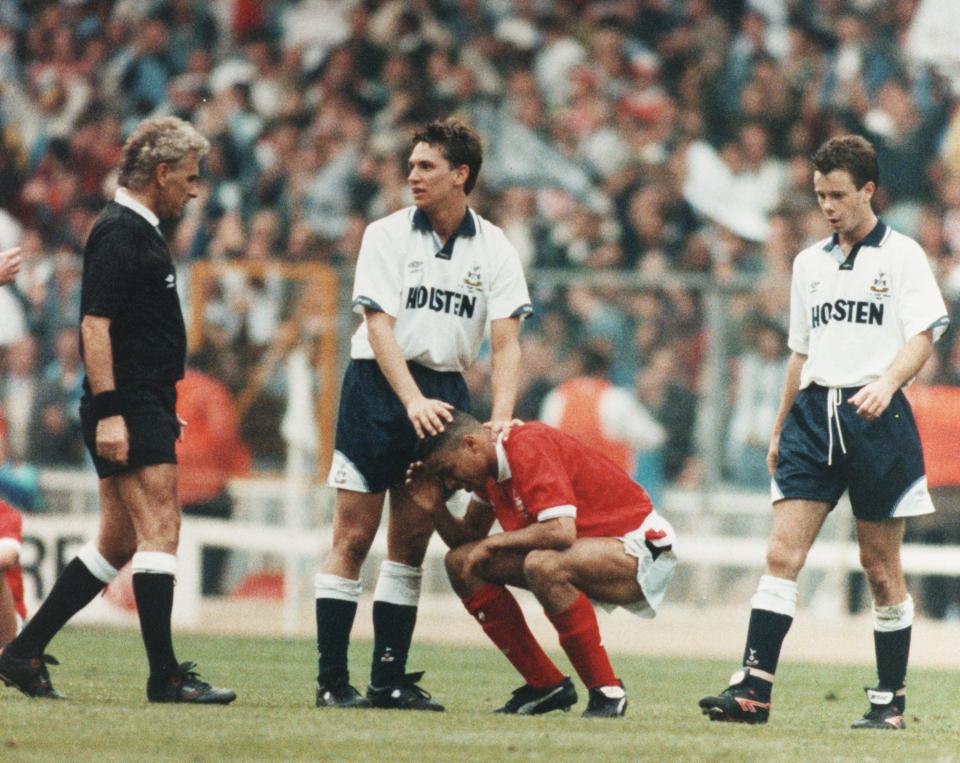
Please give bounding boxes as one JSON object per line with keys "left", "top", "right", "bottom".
{"left": 114, "top": 187, "right": 160, "bottom": 228}
{"left": 495, "top": 434, "right": 511, "bottom": 482}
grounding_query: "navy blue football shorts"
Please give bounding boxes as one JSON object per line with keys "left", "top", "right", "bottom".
{"left": 80, "top": 382, "right": 179, "bottom": 479}
{"left": 328, "top": 359, "right": 470, "bottom": 493}
{"left": 772, "top": 383, "right": 935, "bottom": 521}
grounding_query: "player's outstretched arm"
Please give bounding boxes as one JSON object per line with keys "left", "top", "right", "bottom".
{"left": 487, "top": 317, "right": 522, "bottom": 430}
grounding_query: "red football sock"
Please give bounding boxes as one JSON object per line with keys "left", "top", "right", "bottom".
{"left": 462, "top": 584, "right": 564, "bottom": 688}
{"left": 546, "top": 592, "right": 618, "bottom": 689}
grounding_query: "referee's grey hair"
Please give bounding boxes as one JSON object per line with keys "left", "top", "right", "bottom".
{"left": 118, "top": 116, "right": 210, "bottom": 190}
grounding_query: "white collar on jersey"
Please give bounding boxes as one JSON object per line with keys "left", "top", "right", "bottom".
{"left": 495, "top": 434, "right": 511, "bottom": 482}
{"left": 114, "top": 187, "right": 160, "bottom": 228}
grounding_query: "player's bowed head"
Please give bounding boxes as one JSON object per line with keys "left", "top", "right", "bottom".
{"left": 405, "top": 410, "right": 499, "bottom": 511}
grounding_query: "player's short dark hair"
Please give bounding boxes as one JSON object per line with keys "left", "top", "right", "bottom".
{"left": 412, "top": 409, "right": 482, "bottom": 463}
{"left": 812, "top": 134, "right": 879, "bottom": 190}
{"left": 412, "top": 119, "right": 483, "bottom": 194}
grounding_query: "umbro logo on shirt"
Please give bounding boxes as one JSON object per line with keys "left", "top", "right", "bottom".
{"left": 165, "top": 273, "right": 176, "bottom": 288}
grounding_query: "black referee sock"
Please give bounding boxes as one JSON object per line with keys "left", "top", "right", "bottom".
{"left": 132, "top": 572, "right": 179, "bottom": 680}
{"left": 875, "top": 626, "right": 911, "bottom": 706}
{"left": 370, "top": 601, "right": 417, "bottom": 688}
{"left": 5, "top": 558, "right": 106, "bottom": 658}
{"left": 316, "top": 598, "right": 358, "bottom": 686}
{"left": 742, "top": 608, "right": 794, "bottom": 701}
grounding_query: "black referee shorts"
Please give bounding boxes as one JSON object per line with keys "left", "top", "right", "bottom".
{"left": 80, "top": 382, "right": 179, "bottom": 479}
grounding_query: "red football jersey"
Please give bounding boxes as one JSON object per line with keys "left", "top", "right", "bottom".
{"left": 474, "top": 422, "right": 653, "bottom": 537}
{"left": 0, "top": 500, "right": 26, "bottom": 620}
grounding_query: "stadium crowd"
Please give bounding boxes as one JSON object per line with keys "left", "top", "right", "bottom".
{"left": 0, "top": 0, "right": 958, "bottom": 501}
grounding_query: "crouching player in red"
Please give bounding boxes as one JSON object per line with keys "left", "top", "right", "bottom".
{"left": 405, "top": 411, "right": 677, "bottom": 717}
{"left": 0, "top": 500, "right": 27, "bottom": 651}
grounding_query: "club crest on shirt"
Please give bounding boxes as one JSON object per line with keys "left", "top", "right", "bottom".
{"left": 463, "top": 264, "right": 483, "bottom": 294}
{"left": 869, "top": 270, "right": 891, "bottom": 300}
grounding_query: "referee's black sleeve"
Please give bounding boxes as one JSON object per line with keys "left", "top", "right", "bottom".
{"left": 81, "top": 224, "right": 135, "bottom": 319}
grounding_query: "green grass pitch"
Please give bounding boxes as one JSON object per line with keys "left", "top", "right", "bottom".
{"left": 2, "top": 627, "right": 960, "bottom": 761}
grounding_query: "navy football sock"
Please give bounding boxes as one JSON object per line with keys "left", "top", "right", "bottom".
{"left": 316, "top": 598, "right": 358, "bottom": 686}
{"left": 370, "top": 601, "right": 417, "bottom": 688}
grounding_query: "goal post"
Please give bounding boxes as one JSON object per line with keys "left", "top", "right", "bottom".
{"left": 187, "top": 260, "right": 340, "bottom": 475}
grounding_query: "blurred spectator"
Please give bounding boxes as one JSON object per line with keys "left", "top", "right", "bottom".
{"left": 176, "top": 359, "right": 252, "bottom": 596}
{"left": 904, "top": 354, "right": 960, "bottom": 619}
{"left": 0, "top": 0, "right": 955, "bottom": 494}
{"left": 540, "top": 341, "right": 664, "bottom": 477}
{"left": 34, "top": 327, "right": 84, "bottom": 466}
{"left": 635, "top": 347, "right": 698, "bottom": 486}
{"left": 725, "top": 319, "right": 789, "bottom": 488}
{"left": 0, "top": 335, "right": 40, "bottom": 462}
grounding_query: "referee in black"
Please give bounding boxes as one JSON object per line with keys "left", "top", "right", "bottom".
{"left": 0, "top": 116, "right": 235, "bottom": 704}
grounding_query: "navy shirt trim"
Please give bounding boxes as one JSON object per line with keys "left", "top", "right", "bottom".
{"left": 822, "top": 220, "right": 889, "bottom": 271}
{"left": 412, "top": 207, "right": 477, "bottom": 260}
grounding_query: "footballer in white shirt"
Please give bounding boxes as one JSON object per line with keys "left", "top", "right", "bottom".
{"left": 314, "top": 119, "right": 532, "bottom": 711}
{"left": 700, "top": 135, "right": 949, "bottom": 731}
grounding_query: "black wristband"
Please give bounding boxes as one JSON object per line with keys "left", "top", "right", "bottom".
{"left": 92, "top": 390, "right": 123, "bottom": 420}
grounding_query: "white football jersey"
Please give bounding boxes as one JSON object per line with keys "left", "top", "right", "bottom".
{"left": 349, "top": 206, "right": 533, "bottom": 372}
{"left": 788, "top": 221, "right": 949, "bottom": 389}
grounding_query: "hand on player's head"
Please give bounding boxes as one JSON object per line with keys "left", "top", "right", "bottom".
{"left": 484, "top": 418, "right": 524, "bottom": 440}
{"left": 406, "top": 397, "right": 455, "bottom": 438}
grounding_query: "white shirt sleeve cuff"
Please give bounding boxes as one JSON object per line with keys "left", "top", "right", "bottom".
{"left": 0, "top": 537, "right": 22, "bottom": 559}
{"left": 537, "top": 505, "right": 576, "bottom": 522}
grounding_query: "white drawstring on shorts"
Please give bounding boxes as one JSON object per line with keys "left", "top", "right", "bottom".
{"left": 826, "top": 387, "right": 847, "bottom": 466}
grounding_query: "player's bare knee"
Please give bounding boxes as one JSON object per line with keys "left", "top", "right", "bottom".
{"left": 333, "top": 526, "right": 377, "bottom": 568}
{"left": 396, "top": 525, "right": 433, "bottom": 561}
{"left": 523, "top": 549, "right": 565, "bottom": 588}
{"left": 765, "top": 541, "right": 805, "bottom": 579}
{"left": 861, "top": 557, "right": 899, "bottom": 599}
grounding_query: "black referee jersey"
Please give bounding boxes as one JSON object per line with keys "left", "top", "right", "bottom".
{"left": 80, "top": 202, "right": 186, "bottom": 389}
